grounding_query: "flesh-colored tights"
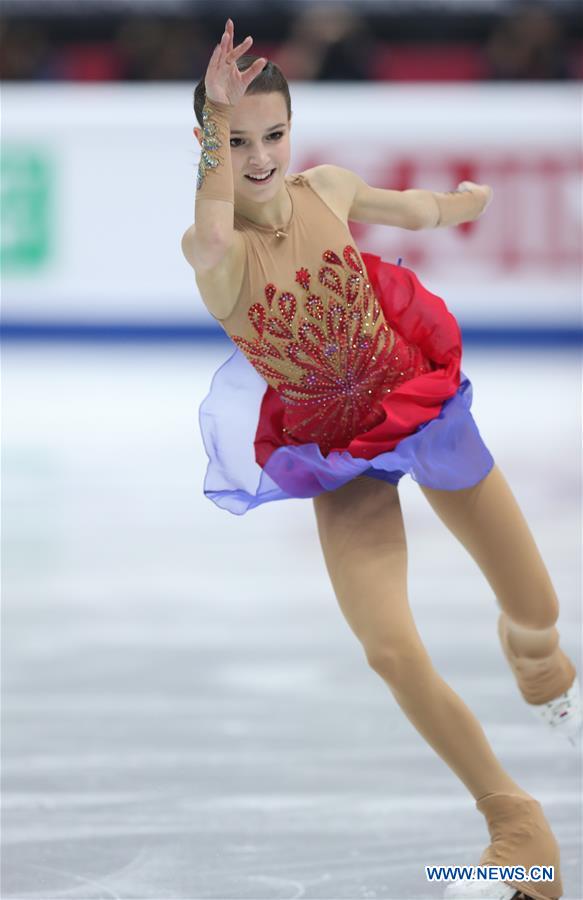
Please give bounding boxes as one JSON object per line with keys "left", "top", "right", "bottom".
{"left": 312, "top": 463, "right": 571, "bottom": 802}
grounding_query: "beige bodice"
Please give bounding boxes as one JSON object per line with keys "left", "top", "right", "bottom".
{"left": 217, "top": 173, "right": 433, "bottom": 453}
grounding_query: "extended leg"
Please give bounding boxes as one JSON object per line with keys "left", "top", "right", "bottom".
{"left": 418, "top": 463, "right": 576, "bottom": 704}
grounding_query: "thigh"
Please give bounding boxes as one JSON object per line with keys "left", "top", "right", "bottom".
{"left": 417, "top": 463, "right": 558, "bottom": 627}
{"left": 312, "top": 476, "right": 424, "bottom": 655}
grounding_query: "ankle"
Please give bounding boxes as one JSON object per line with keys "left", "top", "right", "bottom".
{"left": 504, "top": 618, "right": 559, "bottom": 659}
{"left": 473, "top": 778, "right": 532, "bottom": 803}
{"left": 476, "top": 788, "right": 533, "bottom": 804}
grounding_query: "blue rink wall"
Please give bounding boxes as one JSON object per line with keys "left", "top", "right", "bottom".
{"left": 0, "top": 322, "right": 581, "bottom": 346}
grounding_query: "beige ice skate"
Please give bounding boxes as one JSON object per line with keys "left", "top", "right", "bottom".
{"left": 497, "top": 613, "right": 581, "bottom": 745}
{"left": 444, "top": 792, "right": 562, "bottom": 900}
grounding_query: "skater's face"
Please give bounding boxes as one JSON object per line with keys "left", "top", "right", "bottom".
{"left": 195, "top": 92, "right": 291, "bottom": 203}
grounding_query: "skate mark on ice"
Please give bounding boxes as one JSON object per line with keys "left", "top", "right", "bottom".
{"left": 244, "top": 872, "right": 332, "bottom": 898}
{"left": 26, "top": 862, "right": 122, "bottom": 899}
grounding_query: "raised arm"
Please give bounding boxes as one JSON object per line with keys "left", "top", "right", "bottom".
{"left": 181, "top": 19, "right": 266, "bottom": 272}
{"left": 311, "top": 164, "right": 492, "bottom": 231}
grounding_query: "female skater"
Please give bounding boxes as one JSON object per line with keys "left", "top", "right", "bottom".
{"left": 181, "top": 19, "right": 580, "bottom": 900}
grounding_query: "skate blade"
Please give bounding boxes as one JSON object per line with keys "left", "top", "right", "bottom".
{"left": 444, "top": 882, "right": 555, "bottom": 900}
{"left": 443, "top": 879, "right": 518, "bottom": 899}
{"left": 528, "top": 677, "right": 582, "bottom": 740}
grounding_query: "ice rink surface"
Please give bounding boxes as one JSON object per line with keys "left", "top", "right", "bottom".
{"left": 2, "top": 342, "right": 581, "bottom": 900}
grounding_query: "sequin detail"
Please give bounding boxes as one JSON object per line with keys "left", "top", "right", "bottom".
{"left": 230, "top": 244, "right": 434, "bottom": 454}
{"left": 196, "top": 101, "right": 222, "bottom": 190}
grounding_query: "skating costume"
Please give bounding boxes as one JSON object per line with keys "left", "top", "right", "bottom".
{"left": 196, "top": 99, "right": 494, "bottom": 515}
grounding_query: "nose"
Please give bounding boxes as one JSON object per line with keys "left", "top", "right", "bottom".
{"left": 247, "top": 143, "right": 271, "bottom": 168}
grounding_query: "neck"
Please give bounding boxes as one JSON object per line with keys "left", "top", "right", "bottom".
{"left": 234, "top": 181, "right": 292, "bottom": 229}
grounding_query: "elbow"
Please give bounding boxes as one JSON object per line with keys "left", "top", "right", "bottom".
{"left": 407, "top": 216, "right": 432, "bottom": 231}
{"left": 421, "top": 192, "right": 441, "bottom": 229}
{"left": 405, "top": 190, "right": 440, "bottom": 230}
{"left": 193, "top": 220, "right": 233, "bottom": 248}
{"left": 181, "top": 227, "right": 232, "bottom": 272}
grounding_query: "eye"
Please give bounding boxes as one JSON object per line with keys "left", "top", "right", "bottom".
{"left": 229, "top": 131, "right": 284, "bottom": 148}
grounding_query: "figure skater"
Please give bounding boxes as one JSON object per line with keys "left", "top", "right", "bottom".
{"left": 181, "top": 18, "right": 580, "bottom": 900}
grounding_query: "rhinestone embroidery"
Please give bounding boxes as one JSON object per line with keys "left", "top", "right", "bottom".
{"left": 196, "top": 101, "right": 222, "bottom": 191}
{"left": 295, "top": 267, "right": 310, "bottom": 290}
{"left": 230, "top": 244, "right": 434, "bottom": 454}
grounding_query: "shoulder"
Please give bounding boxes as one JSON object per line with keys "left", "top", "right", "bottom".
{"left": 293, "top": 165, "right": 362, "bottom": 224}
{"left": 298, "top": 164, "right": 362, "bottom": 196}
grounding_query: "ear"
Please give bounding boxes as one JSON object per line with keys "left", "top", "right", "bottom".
{"left": 193, "top": 126, "right": 202, "bottom": 145}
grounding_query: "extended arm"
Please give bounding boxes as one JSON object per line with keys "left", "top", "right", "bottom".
{"left": 313, "top": 165, "right": 492, "bottom": 230}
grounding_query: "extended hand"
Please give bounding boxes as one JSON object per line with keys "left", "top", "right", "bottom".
{"left": 205, "top": 18, "right": 266, "bottom": 106}
{"left": 457, "top": 181, "right": 493, "bottom": 214}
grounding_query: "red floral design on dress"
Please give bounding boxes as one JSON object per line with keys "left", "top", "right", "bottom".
{"left": 231, "top": 244, "right": 432, "bottom": 453}
{"left": 295, "top": 267, "right": 310, "bottom": 290}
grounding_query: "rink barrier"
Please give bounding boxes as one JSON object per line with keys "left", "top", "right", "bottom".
{"left": 0, "top": 321, "right": 581, "bottom": 346}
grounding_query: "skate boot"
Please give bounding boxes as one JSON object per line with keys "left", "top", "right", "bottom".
{"left": 497, "top": 613, "right": 581, "bottom": 744}
{"left": 444, "top": 792, "right": 562, "bottom": 900}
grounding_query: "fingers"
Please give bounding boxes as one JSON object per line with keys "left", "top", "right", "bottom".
{"left": 224, "top": 19, "right": 256, "bottom": 62}
{"left": 208, "top": 18, "right": 266, "bottom": 96}
{"left": 207, "top": 40, "right": 220, "bottom": 70}
{"left": 231, "top": 35, "right": 253, "bottom": 61}
{"left": 209, "top": 29, "right": 226, "bottom": 70}
{"left": 220, "top": 28, "right": 229, "bottom": 59}
{"left": 241, "top": 57, "right": 267, "bottom": 87}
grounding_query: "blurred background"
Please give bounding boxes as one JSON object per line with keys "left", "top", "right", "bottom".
{"left": 1, "top": 0, "right": 582, "bottom": 82}
{"left": 2, "top": 1, "right": 582, "bottom": 899}
{"left": 1, "top": 0, "right": 581, "bottom": 332}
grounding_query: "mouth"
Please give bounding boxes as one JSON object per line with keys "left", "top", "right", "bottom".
{"left": 244, "top": 168, "right": 276, "bottom": 185}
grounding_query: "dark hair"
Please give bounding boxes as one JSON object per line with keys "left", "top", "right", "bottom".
{"left": 193, "top": 55, "right": 292, "bottom": 127}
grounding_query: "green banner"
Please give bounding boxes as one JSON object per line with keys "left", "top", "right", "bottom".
{"left": 1, "top": 148, "right": 53, "bottom": 272}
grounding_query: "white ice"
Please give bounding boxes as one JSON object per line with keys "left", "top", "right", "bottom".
{"left": 1, "top": 342, "right": 581, "bottom": 899}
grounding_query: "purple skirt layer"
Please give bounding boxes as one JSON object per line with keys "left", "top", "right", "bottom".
{"left": 198, "top": 347, "right": 495, "bottom": 516}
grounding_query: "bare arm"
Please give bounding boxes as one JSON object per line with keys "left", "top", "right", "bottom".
{"left": 312, "top": 164, "right": 492, "bottom": 231}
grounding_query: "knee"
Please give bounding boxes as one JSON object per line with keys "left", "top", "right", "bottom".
{"left": 365, "top": 640, "right": 430, "bottom": 689}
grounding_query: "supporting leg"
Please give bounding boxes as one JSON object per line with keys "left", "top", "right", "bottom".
{"left": 312, "top": 475, "right": 530, "bottom": 801}
{"left": 312, "top": 472, "right": 564, "bottom": 899}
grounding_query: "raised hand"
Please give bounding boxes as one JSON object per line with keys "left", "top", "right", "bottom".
{"left": 205, "top": 18, "right": 266, "bottom": 106}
